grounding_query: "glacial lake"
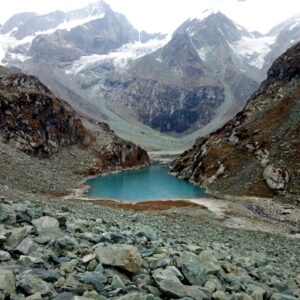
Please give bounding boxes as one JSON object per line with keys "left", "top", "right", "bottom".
{"left": 86, "top": 165, "right": 205, "bottom": 201}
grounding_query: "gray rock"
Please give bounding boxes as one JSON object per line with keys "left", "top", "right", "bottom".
{"left": 152, "top": 267, "right": 181, "bottom": 283}
{"left": 82, "top": 253, "right": 96, "bottom": 263}
{"left": 30, "top": 268, "right": 61, "bottom": 282}
{"left": 52, "top": 235, "right": 78, "bottom": 256}
{"left": 175, "top": 251, "right": 199, "bottom": 268}
{"left": 198, "top": 250, "right": 222, "bottom": 275}
{"left": 134, "top": 225, "right": 157, "bottom": 241}
{"left": 17, "top": 273, "right": 56, "bottom": 296}
{"left": 270, "top": 293, "right": 297, "bottom": 300}
{"left": 25, "top": 293, "right": 42, "bottom": 300}
{"left": 13, "top": 203, "right": 28, "bottom": 212}
{"left": 95, "top": 245, "right": 142, "bottom": 274}
{"left": 0, "top": 250, "right": 11, "bottom": 261}
{"left": 182, "top": 261, "right": 207, "bottom": 286}
{"left": 18, "top": 255, "right": 43, "bottom": 267}
{"left": 109, "top": 275, "right": 125, "bottom": 291}
{"left": 32, "top": 216, "right": 61, "bottom": 243}
{"left": 5, "top": 226, "right": 30, "bottom": 248}
{"left": 212, "top": 291, "right": 230, "bottom": 300}
{"left": 152, "top": 267, "right": 207, "bottom": 299}
{"left": 75, "top": 272, "right": 107, "bottom": 292}
{"left": 15, "top": 237, "right": 33, "bottom": 254}
{"left": 51, "top": 292, "right": 76, "bottom": 300}
{"left": 263, "top": 165, "right": 289, "bottom": 190}
{"left": 115, "top": 293, "right": 160, "bottom": 300}
{"left": 0, "top": 203, "right": 16, "bottom": 224}
{"left": 0, "top": 269, "right": 16, "bottom": 296}
{"left": 156, "top": 278, "right": 208, "bottom": 299}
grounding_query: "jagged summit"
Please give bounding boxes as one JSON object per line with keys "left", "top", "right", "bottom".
{"left": 191, "top": 8, "right": 222, "bottom": 22}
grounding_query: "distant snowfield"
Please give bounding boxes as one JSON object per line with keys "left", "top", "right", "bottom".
{"left": 0, "top": 12, "right": 106, "bottom": 64}
{"left": 229, "top": 36, "right": 277, "bottom": 69}
{"left": 66, "top": 36, "right": 171, "bottom": 74}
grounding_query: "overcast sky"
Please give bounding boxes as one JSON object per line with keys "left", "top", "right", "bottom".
{"left": 0, "top": 0, "right": 299, "bottom": 34}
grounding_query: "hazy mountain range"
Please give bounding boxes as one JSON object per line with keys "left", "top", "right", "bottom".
{"left": 0, "top": 1, "right": 299, "bottom": 142}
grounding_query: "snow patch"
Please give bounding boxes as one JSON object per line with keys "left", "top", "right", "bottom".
{"left": 0, "top": 12, "right": 107, "bottom": 64}
{"left": 189, "top": 8, "right": 220, "bottom": 23}
{"left": 57, "top": 13, "right": 105, "bottom": 32}
{"left": 67, "top": 36, "right": 170, "bottom": 74}
{"left": 229, "top": 36, "right": 277, "bottom": 69}
{"left": 289, "top": 20, "right": 300, "bottom": 31}
{"left": 197, "top": 47, "right": 210, "bottom": 61}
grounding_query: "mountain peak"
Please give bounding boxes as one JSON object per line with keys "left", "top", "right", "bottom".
{"left": 191, "top": 8, "right": 222, "bottom": 22}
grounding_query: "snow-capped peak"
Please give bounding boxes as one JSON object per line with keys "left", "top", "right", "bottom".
{"left": 194, "top": 9, "right": 221, "bottom": 22}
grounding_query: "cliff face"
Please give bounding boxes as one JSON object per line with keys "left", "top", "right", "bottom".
{"left": 170, "top": 42, "right": 300, "bottom": 199}
{"left": 0, "top": 71, "right": 91, "bottom": 157}
{"left": 107, "top": 33, "right": 225, "bottom": 134}
{"left": 0, "top": 66, "right": 149, "bottom": 169}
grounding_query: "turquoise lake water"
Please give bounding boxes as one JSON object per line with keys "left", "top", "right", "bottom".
{"left": 86, "top": 165, "right": 205, "bottom": 201}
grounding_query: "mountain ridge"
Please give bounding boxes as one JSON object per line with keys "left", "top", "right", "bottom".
{"left": 170, "top": 42, "right": 300, "bottom": 199}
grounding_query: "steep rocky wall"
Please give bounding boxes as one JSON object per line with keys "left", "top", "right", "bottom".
{"left": 170, "top": 42, "right": 300, "bottom": 200}
{"left": 0, "top": 73, "right": 92, "bottom": 157}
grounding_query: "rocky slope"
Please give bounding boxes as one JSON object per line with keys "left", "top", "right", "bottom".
{"left": 0, "top": 189, "right": 299, "bottom": 299}
{"left": 0, "top": 67, "right": 91, "bottom": 157}
{"left": 0, "top": 65, "right": 149, "bottom": 194}
{"left": 170, "top": 42, "right": 300, "bottom": 200}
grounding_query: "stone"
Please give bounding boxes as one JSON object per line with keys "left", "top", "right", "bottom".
{"left": 52, "top": 235, "right": 78, "bottom": 256}
{"left": 0, "top": 269, "right": 16, "bottom": 296}
{"left": 15, "top": 237, "right": 33, "bottom": 255}
{"left": 17, "top": 273, "right": 56, "bottom": 297}
{"left": 26, "top": 293, "right": 42, "bottom": 300}
{"left": 212, "top": 291, "right": 230, "bottom": 300}
{"left": 82, "top": 253, "right": 96, "bottom": 263}
{"left": 115, "top": 293, "right": 160, "bottom": 300}
{"left": 5, "top": 227, "right": 29, "bottom": 248}
{"left": 149, "top": 258, "right": 170, "bottom": 270}
{"left": 181, "top": 261, "right": 207, "bottom": 286}
{"left": 75, "top": 272, "right": 107, "bottom": 292}
{"left": 198, "top": 250, "right": 222, "bottom": 275}
{"left": 0, "top": 250, "right": 11, "bottom": 261}
{"left": 111, "top": 275, "right": 126, "bottom": 290}
{"left": 51, "top": 292, "right": 76, "bottom": 300}
{"left": 95, "top": 245, "right": 142, "bottom": 274}
{"left": 175, "top": 251, "right": 199, "bottom": 268}
{"left": 19, "top": 255, "right": 43, "bottom": 267}
{"left": 0, "top": 203, "right": 16, "bottom": 224}
{"left": 14, "top": 203, "right": 28, "bottom": 212}
{"left": 270, "top": 293, "right": 297, "bottom": 300}
{"left": 134, "top": 225, "right": 157, "bottom": 241}
{"left": 263, "top": 165, "right": 289, "bottom": 190}
{"left": 32, "top": 216, "right": 61, "bottom": 243}
{"left": 30, "top": 268, "right": 61, "bottom": 283}
{"left": 152, "top": 268, "right": 181, "bottom": 283}
{"left": 156, "top": 279, "right": 208, "bottom": 299}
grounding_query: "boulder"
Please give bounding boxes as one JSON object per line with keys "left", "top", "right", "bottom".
{"left": 181, "top": 261, "right": 207, "bottom": 286}
{"left": 32, "top": 216, "right": 61, "bottom": 243}
{"left": 95, "top": 245, "right": 142, "bottom": 274}
{"left": 75, "top": 272, "right": 107, "bottom": 292}
{"left": 155, "top": 278, "right": 208, "bottom": 299}
{"left": 263, "top": 165, "right": 289, "bottom": 190}
{"left": 0, "top": 250, "right": 11, "bottom": 261}
{"left": 0, "top": 203, "right": 16, "bottom": 224}
{"left": 134, "top": 225, "right": 157, "bottom": 241}
{"left": 5, "top": 226, "right": 30, "bottom": 248}
{"left": 17, "top": 273, "right": 56, "bottom": 296}
{"left": 0, "top": 269, "right": 16, "bottom": 296}
{"left": 15, "top": 237, "right": 33, "bottom": 255}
